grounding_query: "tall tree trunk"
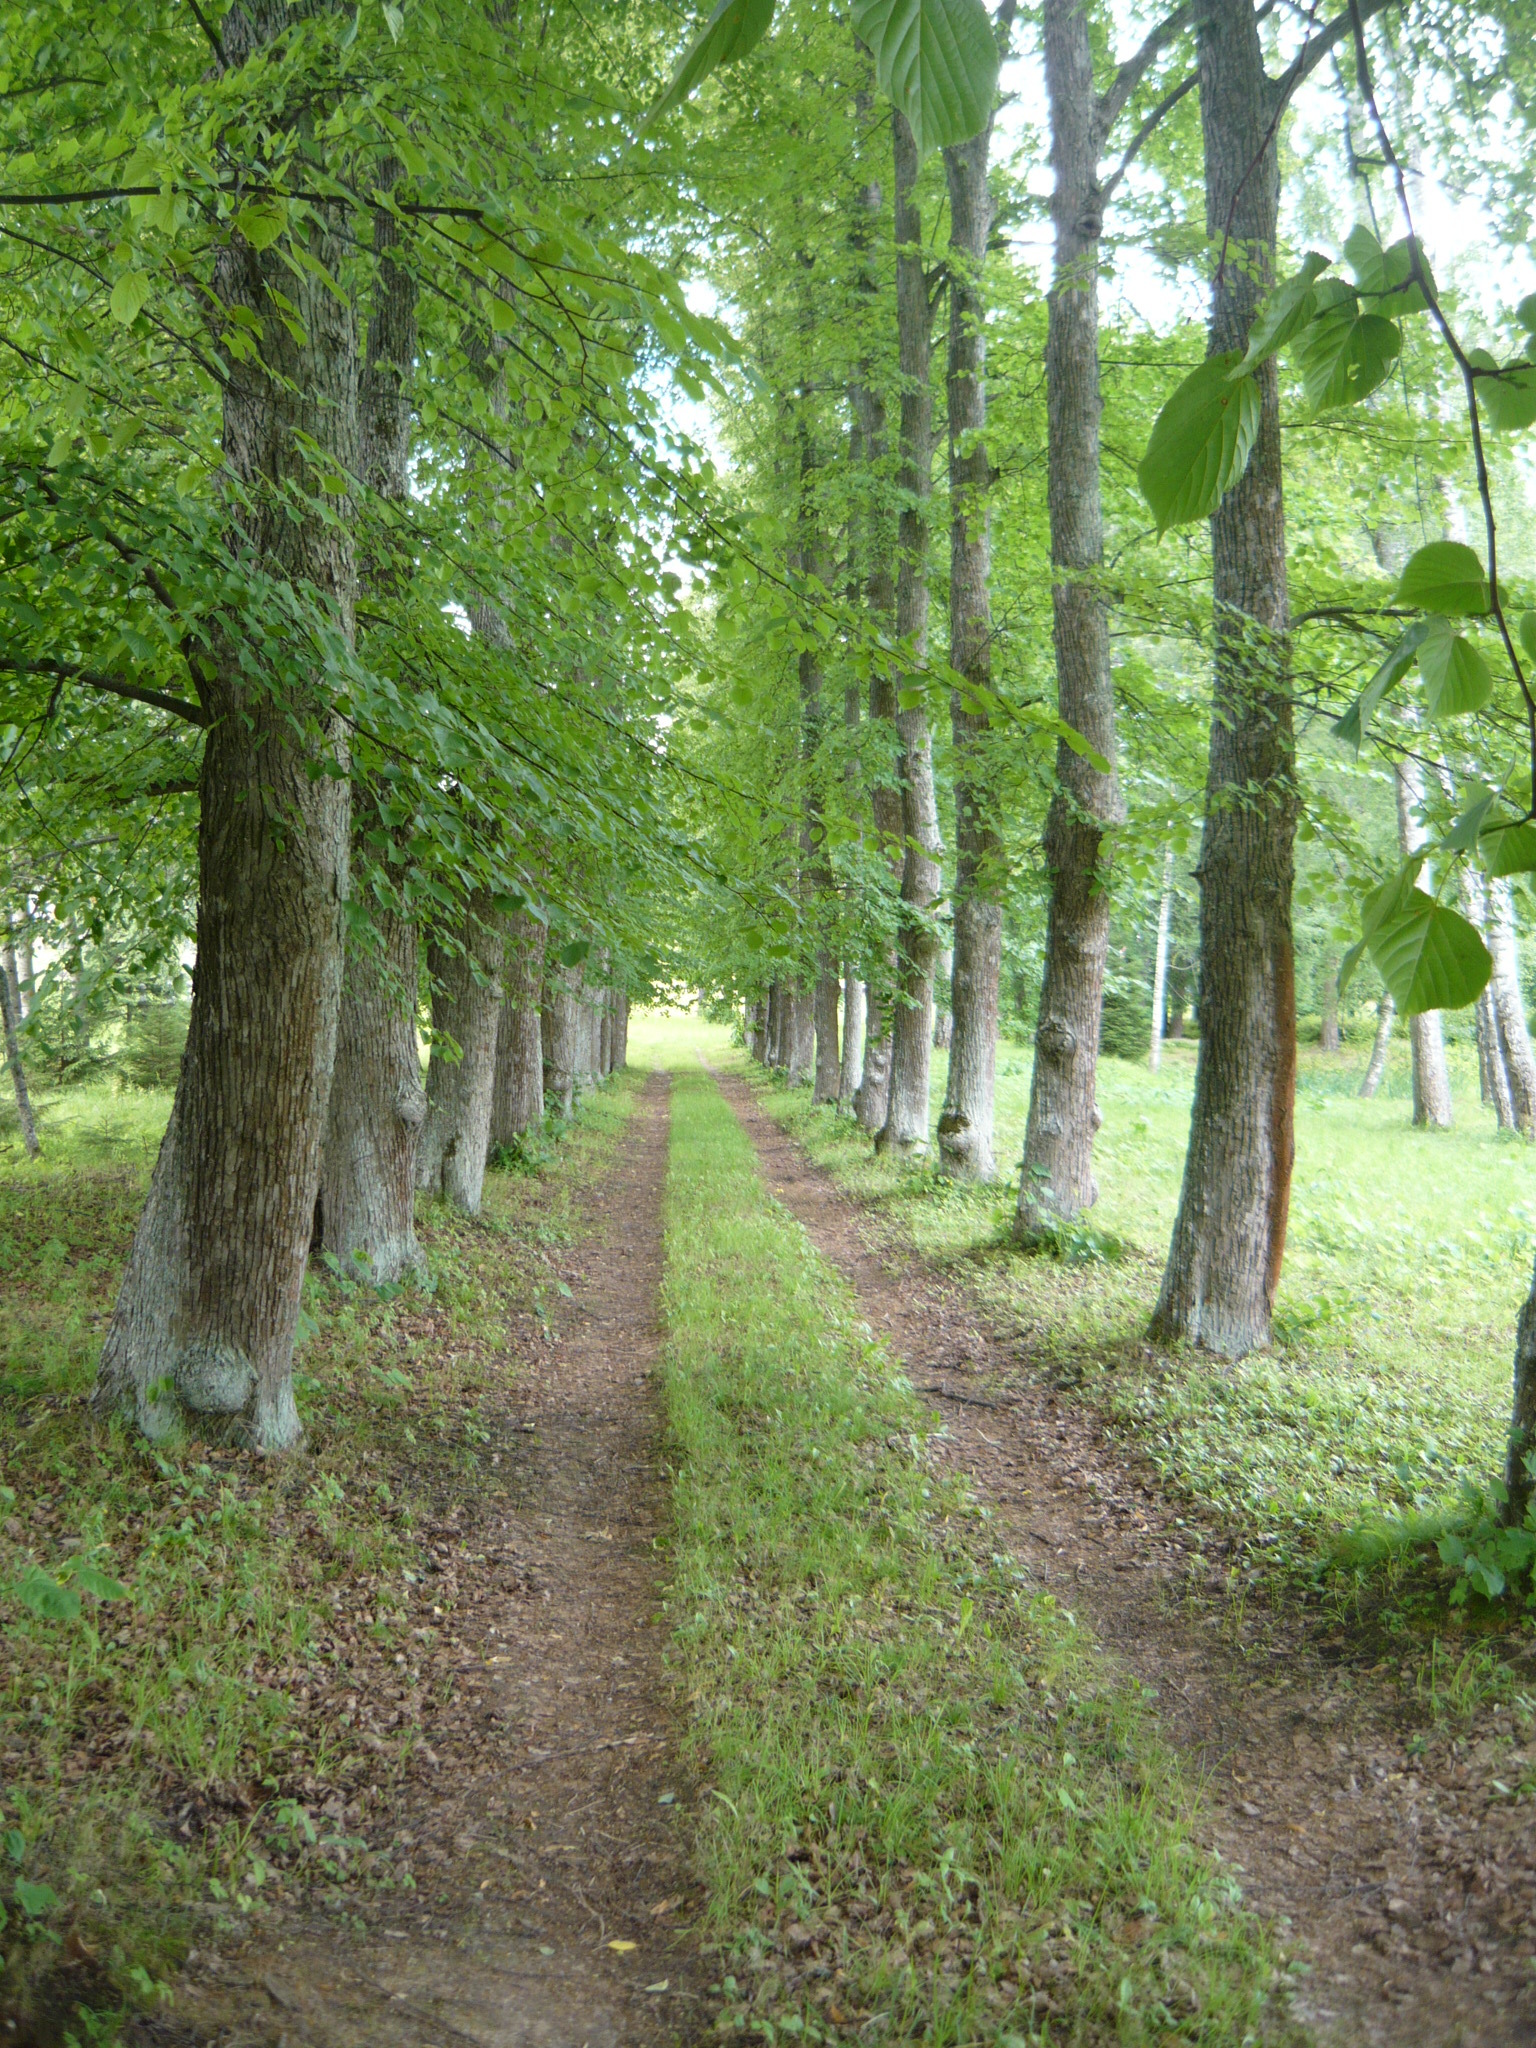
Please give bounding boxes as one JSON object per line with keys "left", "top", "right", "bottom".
{"left": 855, "top": 986, "right": 891, "bottom": 1130}
{"left": 1319, "top": 954, "right": 1340, "bottom": 1052}
{"left": 1151, "top": 0, "right": 1296, "bottom": 1354}
{"left": 840, "top": 971, "right": 866, "bottom": 1103}
{"left": 933, "top": 945, "right": 955, "bottom": 1051}
{"left": 1490, "top": 878, "right": 1536, "bottom": 1136}
{"left": 95, "top": 39, "right": 355, "bottom": 1447}
{"left": 1149, "top": 845, "right": 1174, "bottom": 1071}
{"left": 319, "top": 180, "right": 425, "bottom": 1285}
{"left": 1395, "top": 755, "right": 1452, "bottom": 1128}
{"left": 491, "top": 912, "right": 546, "bottom": 1147}
{"left": 786, "top": 983, "right": 815, "bottom": 1087}
{"left": 938, "top": 119, "right": 1005, "bottom": 1179}
{"left": 416, "top": 894, "right": 504, "bottom": 1214}
{"left": 0, "top": 964, "right": 39, "bottom": 1159}
{"left": 813, "top": 963, "right": 842, "bottom": 1103}
{"left": 614, "top": 990, "right": 629, "bottom": 1070}
{"left": 1359, "top": 995, "right": 1395, "bottom": 1097}
{"left": 749, "top": 997, "right": 768, "bottom": 1064}
{"left": 543, "top": 964, "right": 582, "bottom": 1117}
{"left": 877, "top": 110, "right": 942, "bottom": 1159}
{"left": 1017, "top": 0, "right": 1125, "bottom": 1228}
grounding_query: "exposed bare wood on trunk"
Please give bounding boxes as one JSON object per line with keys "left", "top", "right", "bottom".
{"left": 492, "top": 912, "right": 546, "bottom": 1146}
{"left": 1018, "top": 0, "right": 1125, "bottom": 1229}
{"left": 96, "top": 4, "right": 356, "bottom": 1448}
{"left": 876, "top": 110, "right": 942, "bottom": 1159}
{"left": 1151, "top": 0, "right": 1298, "bottom": 1355}
{"left": 417, "top": 893, "right": 505, "bottom": 1215}
{"left": 320, "top": 178, "right": 425, "bottom": 1285}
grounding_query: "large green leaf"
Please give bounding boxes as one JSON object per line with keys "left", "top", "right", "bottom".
{"left": 1521, "top": 611, "right": 1536, "bottom": 665}
{"left": 13, "top": 1566, "right": 80, "bottom": 1623}
{"left": 1234, "top": 252, "right": 1331, "bottom": 375}
{"left": 643, "top": 0, "right": 776, "bottom": 128}
{"left": 1417, "top": 616, "right": 1493, "bottom": 718}
{"left": 1137, "top": 351, "right": 1261, "bottom": 534}
{"left": 1482, "top": 819, "right": 1536, "bottom": 878}
{"left": 1345, "top": 225, "right": 1437, "bottom": 315}
{"left": 1294, "top": 282, "right": 1401, "bottom": 414}
{"left": 1395, "top": 540, "right": 1489, "bottom": 616}
{"left": 853, "top": 0, "right": 1001, "bottom": 158}
{"left": 1365, "top": 884, "right": 1492, "bottom": 1015}
{"left": 1332, "top": 620, "right": 1428, "bottom": 752}
{"left": 1469, "top": 348, "right": 1536, "bottom": 433}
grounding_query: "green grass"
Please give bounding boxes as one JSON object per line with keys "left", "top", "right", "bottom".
{"left": 655, "top": 1055, "right": 1291, "bottom": 2046}
{"left": 0, "top": 1071, "right": 642, "bottom": 2037}
{"left": 685, "top": 1012, "right": 1536, "bottom": 1627}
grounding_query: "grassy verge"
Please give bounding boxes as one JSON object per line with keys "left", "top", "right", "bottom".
{"left": 0, "top": 1072, "right": 640, "bottom": 2041}
{"left": 703, "top": 1021, "right": 1536, "bottom": 1640}
{"left": 658, "top": 1060, "right": 1291, "bottom": 2046}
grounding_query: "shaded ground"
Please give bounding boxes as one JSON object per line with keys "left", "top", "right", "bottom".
{"left": 143, "top": 1073, "right": 708, "bottom": 2048}
{"left": 717, "top": 1069, "right": 1536, "bottom": 2048}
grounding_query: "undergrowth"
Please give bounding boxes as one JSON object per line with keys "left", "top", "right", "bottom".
{"left": 0, "top": 1072, "right": 638, "bottom": 2042}
{"left": 658, "top": 1061, "right": 1293, "bottom": 2046}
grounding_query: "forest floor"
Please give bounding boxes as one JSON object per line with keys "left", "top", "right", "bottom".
{"left": 4, "top": 1022, "right": 1536, "bottom": 2047}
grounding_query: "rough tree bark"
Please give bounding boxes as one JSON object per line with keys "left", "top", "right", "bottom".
{"left": 0, "top": 963, "right": 38, "bottom": 1159}
{"left": 876, "top": 110, "right": 943, "bottom": 1158}
{"left": 840, "top": 972, "right": 866, "bottom": 1103}
{"left": 319, "top": 181, "right": 426, "bottom": 1285}
{"left": 1017, "top": 0, "right": 1126, "bottom": 1229}
{"left": 96, "top": 9, "right": 356, "bottom": 1447}
{"left": 1149, "top": 845, "right": 1174, "bottom": 1071}
{"left": 614, "top": 991, "right": 629, "bottom": 1069}
{"left": 1151, "top": 0, "right": 1297, "bottom": 1353}
{"left": 937, "top": 91, "right": 1008, "bottom": 1179}
{"left": 491, "top": 912, "right": 546, "bottom": 1147}
{"left": 813, "top": 966, "right": 842, "bottom": 1102}
{"left": 543, "top": 964, "right": 583, "bottom": 1117}
{"left": 749, "top": 998, "right": 768, "bottom": 1064}
{"left": 786, "top": 984, "right": 815, "bottom": 1087}
{"left": 416, "top": 893, "right": 504, "bottom": 1215}
{"left": 1359, "top": 995, "right": 1395, "bottom": 1097}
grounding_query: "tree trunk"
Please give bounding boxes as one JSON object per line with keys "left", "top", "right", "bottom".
{"left": 786, "top": 983, "right": 815, "bottom": 1087}
{"left": 876, "top": 110, "right": 942, "bottom": 1160}
{"left": 937, "top": 120, "right": 1004, "bottom": 1180}
{"left": 417, "top": 894, "right": 504, "bottom": 1214}
{"left": 839, "top": 972, "right": 866, "bottom": 1104}
{"left": 749, "top": 998, "right": 768, "bottom": 1064}
{"left": 813, "top": 961, "right": 842, "bottom": 1103}
{"left": 1150, "top": 845, "right": 1174, "bottom": 1071}
{"left": 1490, "top": 878, "right": 1536, "bottom": 1135}
{"left": 1151, "top": 0, "right": 1296, "bottom": 1355}
{"left": 95, "top": 48, "right": 356, "bottom": 1448}
{"left": 1359, "top": 995, "right": 1395, "bottom": 1097}
{"left": 932, "top": 947, "right": 954, "bottom": 1052}
{"left": 0, "top": 963, "right": 39, "bottom": 1159}
{"left": 1507, "top": 1279, "right": 1536, "bottom": 1522}
{"left": 1017, "top": 0, "right": 1125, "bottom": 1228}
{"left": 1319, "top": 954, "right": 1340, "bottom": 1052}
{"left": 855, "top": 986, "right": 891, "bottom": 1130}
{"left": 319, "top": 179, "right": 424, "bottom": 1286}
{"left": 543, "top": 965, "right": 582, "bottom": 1116}
{"left": 1395, "top": 755, "right": 1452, "bottom": 1128}
{"left": 600, "top": 991, "right": 614, "bottom": 1077}
{"left": 614, "top": 991, "right": 629, "bottom": 1069}
{"left": 491, "top": 912, "right": 546, "bottom": 1147}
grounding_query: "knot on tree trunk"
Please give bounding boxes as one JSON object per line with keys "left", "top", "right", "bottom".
{"left": 1038, "top": 1018, "right": 1077, "bottom": 1060}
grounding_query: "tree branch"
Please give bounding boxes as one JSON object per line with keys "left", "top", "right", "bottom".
{"left": 1099, "top": 71, "right": 1199, "bottom": 204}
{"left": 1273, "top": 0, "right": 1394, "bottom": 102}
{"left": 1096, "top": 0, "right": 1200, "bottom": 143}
{"left": 0, "top": 659, "right": 209, "bottom": 727}
{"left": 184, "top": 0, "right": 227, "bottom": 66}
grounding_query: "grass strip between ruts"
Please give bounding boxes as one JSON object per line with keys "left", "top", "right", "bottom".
{"left": 658, "top": 1062, "right": 1297, "bottom": 2047}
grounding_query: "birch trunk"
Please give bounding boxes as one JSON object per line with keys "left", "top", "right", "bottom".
{"left": 840, "top": 973, "right": 866, "bottom": 1104}
{"left": 417, "top": 894, "right": 504, "bottom": 1214}
{"left": 1017, "top": 0, "right": 1124, "bottom": 1227}
{"left": 1396, "top": 755, "right": 1452, "bottom": 1128}
{"left": 1149, "top": 846, "right": 1174, "bottom": 1071}
{"left": 877, "top": 109, "right": 942, "bottom": 1159}
{"left": 1151, "top": 0, "right": 1297, "bottom": 1354}
{"left": 1319, "top": 955, "right": 1340, "bottom": 1052}
{"left": 1359, "top": 996, "right": 1395, "bottom": 1098}
{"left": 491, "top": 912, "right": 546, "bottom": 1147}
{"left": 0, "top": 965, "right": 38, "bottom": 1159}
{"left": 1490, "top": 878, "right": 1536, "bottom": 1136}
{"left": 95, "top": 24, "right": 355, "bottom": 1448}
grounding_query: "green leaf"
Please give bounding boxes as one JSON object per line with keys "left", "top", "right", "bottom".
{"left": 1293, "top": 283, "right": 1401, "bottom": 414}
{"left": 1417, "top": 617, "right": 1493, "bottom": 718}
{"left": 1477, "top": 354, "right": 1536, "bottom": 433}
{"left": 1234, "top": 251, "right": 1330, "bottom": 374}
{"left": 1332, "top": 620, "right": 1427, "bottom": 752}
{"left": 1137, "top": 352, "right": 1261, "bottom": 534}
{"left": 69, "top": 1563, "right": 128, "bottom": 1602}
{"left": 1336, "top": 936, "right": 1367, "bottom": 999}
{"left": 1365, "top": 886, "right": 1492, "bottom": 1015}
{"left": 1396, "top": 540, "right": 1489, "bottom": 616}
{"left": 852, "top": 0, "right": 1001, "bottom": 159}
{"left": 108, "top": 272, "right": 151, "bottom": 326}
{"left": 1446, "top": 790, "right": 1496, "bottom": 851}
{"left": 1481, "top": 820, "right": 1536, "bottom": 879}
{"left": 13, "top": 1567, "right": 80, "bottom": 1623}
{"left": 643, "top": 0, "right": 776, "bottom": 129}
{"left": 14, "top": 1881, "right": 58, "bottom": 1919}
{"left": 1346, "top": 227, "right": 1436, "bottom": 315}
{"left": 383, "top": 1, "right": 405, "bottom": 38}
{"left": 557, "top": 939, "right": 590, "bottom": 967}
{"left": 1516, "top": 293, "right": 1536, "bottom": 338}
{"left": 235, "top": 202, "right": 288, "bottom": 251}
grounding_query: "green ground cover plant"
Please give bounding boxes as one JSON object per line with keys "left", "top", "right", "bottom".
{"left": 0, "top": 1074, "right": 640, "bottom": 2037}
{"left": 655, "top": 1049, "right": 1291, "bottom": 2045}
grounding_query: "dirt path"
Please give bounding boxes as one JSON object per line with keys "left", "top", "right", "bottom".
{"left": 716, "top": 1071, "right": 1536, "bottom": 2048}
{"left": 163, "top": 1073, "right": 708, "bottom": 2048}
